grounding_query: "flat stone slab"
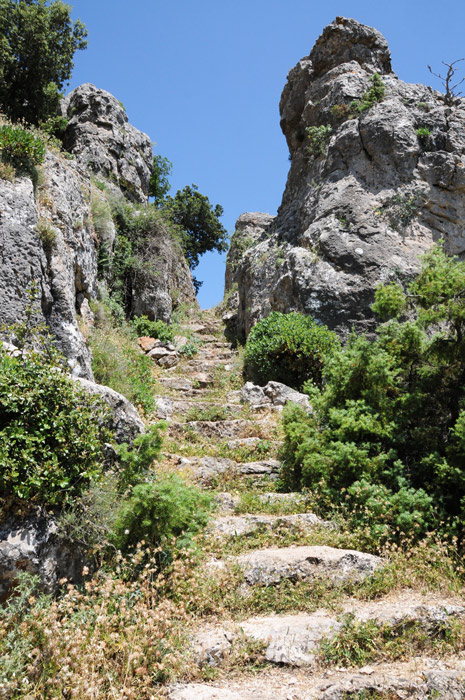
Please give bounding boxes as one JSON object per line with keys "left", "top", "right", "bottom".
{"left": 178, "top": 456, "right": 236, "bottom": 484}
{"left": 158, "top": 377, "right": 194, "bottom": 392}
{"left": 193, "top": 594, "right": 465, "bottom": 670}
{"left": 240, "top": 613, "right": 339, "bottom": 666}
{"left": 184, "top": 419, "right": 251, "bottom": 439}
{"left": 239, "top": 459, "right": 280, "bottom": 475}
{"left": 210, "top": 513, "right": 325, "bottom": 537}
{"left": 178, "top": 457, "right": 280, "bottom": 484}
{"left": 169, "top": 664, "right": 465, "bottom": 699}
{"left": 257, "top": 492, "right": 307, "bottom": 507}
{"left": 235, "top": 545, "right": 383, "bottom": 586}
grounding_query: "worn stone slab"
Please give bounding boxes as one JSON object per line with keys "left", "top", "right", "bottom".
{"left": 158, "top": 377, "right": 194, "bottom": 392}
{"left": 235, "top": 545, "right": 382, "bottom": 586}
{"left": 210, "top": 513, "right": 325, "bottom": 537}
{"left": 239, "top": 459, "right": 280, "bottom": 476}
{"left": 178, "top": 456, "right": 236, "bottom": 484}
{"left": 185, "top": 419, "right": 251, "bottom": 439}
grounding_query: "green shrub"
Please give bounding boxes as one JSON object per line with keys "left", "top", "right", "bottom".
{"left": 350, "top": 73, "right": 386, "bottom": 114}
{"left": 130, "top": 315, "right": 174, "bottom": 342}
{"left": 281, "top": 244, "right": 465, "bottom": 546}
{"left": 111, "top": 474, "right": 212, "bottom": 552}
{"left": 113, "top": 425, "right": 164, "bottom": 490}
{"left": 0, "top": 123, "right": 45, "bottom": 173}
{"left": 0, "top": 345, "right": 108, "bottom": 506}
{"left": 244, "top": 311, "right": 339, "bottom": 390}
{"left": 306, "top": 124, "right": 332, "bottom": 157}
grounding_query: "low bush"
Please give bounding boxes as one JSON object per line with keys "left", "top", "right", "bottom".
{"left": 0, "top": 344, "right": 108, "bottom": 506}
{"left": 130, "top": 315, "right": 175, "bottom": 342}
{"left": 244, "top": 311, "right": 339, "bottom": 390}
{"left": 0, "top": 122, "right": 45, "bottom": 172}
{"left": 350, "top": 72, "right": 386, "bottom": 114}
{"left": 112, "top": 474, "right": 212, "bottom": 552}
{"left": 281, "top": 244, "right": 465, "bottom": 546}
{"left": 306, "top": 124, "right": 332, "bottom": 157}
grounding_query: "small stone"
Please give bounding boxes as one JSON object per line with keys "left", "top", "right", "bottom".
{"left": 138, "top": 336, "right": 157, "bottom": 353}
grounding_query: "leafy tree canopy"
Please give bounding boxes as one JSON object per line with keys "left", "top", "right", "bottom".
{"left": 148, "top": 154, "right": 172, "bottom": 205}
{"left": 163, "top": 184, "right": 228, "bottom": 270}
{"left": 0, "top": 0, "right": 87, "bottom": 124}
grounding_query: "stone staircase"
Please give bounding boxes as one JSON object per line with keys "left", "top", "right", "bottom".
{"left": 149, "top": 311, "right": 465, "bottom": 699}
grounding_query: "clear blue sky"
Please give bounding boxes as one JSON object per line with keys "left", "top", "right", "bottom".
{"left": 68, "top": 0, "right": 465, "bottom": 309}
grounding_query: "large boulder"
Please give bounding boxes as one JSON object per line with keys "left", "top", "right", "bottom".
{"left": 0, "top": 509, "right": 85, "bottom": 601}
{"left": 62, "top": 83, "right": 153, "bottom": 203}
{"left": 74, "top": 377, "right": 145, "bottom": 443}
{"left": 227, "top": 17, "right": 465, "bottom": 340}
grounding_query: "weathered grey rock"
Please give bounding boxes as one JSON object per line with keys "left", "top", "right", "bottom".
{"left": 74, "top": 377, "right": 144, "bottom": 442}
{"left": 227, "top": 17, "right": 465, "bottom": 340}
{"left": 194, "top": 595, "right": 465, "bottom": 671}
{"left": 210, "top": 513, "right": 325, "bottom": 537}
{"left": 62, "top": 83, "right": 153, "bottom": 203}
{"left": 0, "top": 510, "right": 85, "bottom": 601}
{"left": 236, "top": 545, "right": 382, "bottom": 586}
{"left": 241, "top": 381, "right": 311, "bottom": 411}
{"left": 215, "top": 492, "right": 241, "bottom": 512}
{"left": 258, "top": 492, "right": 306, "bottom": 507}
{"left": 184, "top": 419, "right": 251, "bottom": 439}
{"left": 159, "top": 376, "right": 194, "bottom": 392}
{"left": 170, "top": 665, "right": 465, "bottom": 700}
{"left": 119, "top": 216, "right": 197, "bottom": 324}
{"left": 239, "top": 459, "right": 280, "bottom": 476}
{"left": 178, "top": 456, "right": 236, "bottom": 484}
{"left": 241, "top": 613, "right": 340, "bottom": 666}
{"left": 0, "top": 153, "right": 98, "bottom": 378}
{"left": 154, "top": 396, "right": 175, "bottom": 419}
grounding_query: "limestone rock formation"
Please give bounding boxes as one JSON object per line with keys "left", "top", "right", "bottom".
{"left": 0, "top": 152, "right": 97, "bottom": 377}
{"left": 0, "top": 84, "right": 197, "bottom": 378}
{"left": 226, "top": 17, "right": 465, "bottom": 339}
{"left": 0, "top": 509, "right": 86, "bottom": 601}
{"left": 62, "top": 83, "right": 153, "bottom": 203}
{"left": 74, "top": 377, "right": 145, "bottom": 443}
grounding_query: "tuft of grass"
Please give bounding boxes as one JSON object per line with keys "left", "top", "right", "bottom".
{"left": 88, "top": 300, "right": 156, "bottom": 414}
{"left": 319, "top": 612, "right": 465, "bottom": 668}
{"left": 36, "top": 217, "right": 57, "bottom": 252}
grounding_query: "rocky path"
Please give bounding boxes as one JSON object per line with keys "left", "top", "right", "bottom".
{"left": 149, "top": 311, "right": 465, "bottom": 700}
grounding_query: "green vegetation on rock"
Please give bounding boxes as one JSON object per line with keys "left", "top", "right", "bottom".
{"left": 281, "top": 244, "right": 465, "bottom": 545}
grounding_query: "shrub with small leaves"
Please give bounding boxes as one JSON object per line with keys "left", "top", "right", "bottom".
{"left": 111, "top": 474, "right": 212, "bottom": 552}
{"left": 130, "top": 315, "right": 175, "bottom": 342}
{"left": 0, "top": 123, "right": 45, "bottom": 172}
{"left": 306, "top": 124, "right": 332, "bottom": 157}
{"left": 350, "top": 73, "right": 386, "bottom": 114}
{"left": 244, "top": 311, "right": 339, "bottom": 390}
{"left": 0, "top": 345, "right": 108, "bottom": 506}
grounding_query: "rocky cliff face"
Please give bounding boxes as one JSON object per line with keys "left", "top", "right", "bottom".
{"left": 0, "top": 151, "right": 97, "bottom": 376}
{"left": 226, "top": 17, "right": 465, "bottom": 340}
{"left": 62, "top": 83, "right": 153, "bottom": 203}
{"left": 0, "top": 85, "right": 196, "bottom": 376}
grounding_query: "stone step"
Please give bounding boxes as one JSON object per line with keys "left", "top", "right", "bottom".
{"left": 169, "top": 661, "right": 465, "bottom": 699}
{"left": 210, "top": 512, "right": 328, "bottom": 537}
{"left": 176, "top": 456, "right": 280, "bottom": 485}
{"left": 193, "top": 593, "right": 465, "bottom": 669}
{"left": 170, "top": 419, "right": 258, "bottom": 440}
{"left": 153, "top": 397, "right": 243, "bottom": 420}
{"left": 232, "top": 545, "right": 383, "bottom": 586}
